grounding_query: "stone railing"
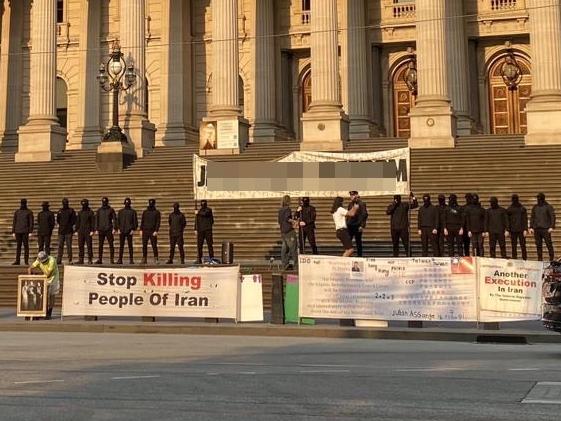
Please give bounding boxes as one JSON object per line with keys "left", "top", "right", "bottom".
{"left": 301, "top": 10, "right": 311, "bottom": 25}
{"left": 56, "top": 22, "right": 70, "bottom": 47}
{"left": 382, "top": 1, "right": 416, "bottom": 24}
{"left": 484, "top": 0, "right": 527, "bottom": 13}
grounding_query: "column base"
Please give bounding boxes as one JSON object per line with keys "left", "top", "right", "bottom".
{"left": 0, "top": 131, "right": 18, "bottom": 152}
{"left": 456, "top": 114, "right": 476, "bottom": 136}
{"left": 349, "top": 117, "right": 377, "bottom": 140}
{"left": 251, "top": 121, "right": 283, "bottom": 143}
{"left": 408, "top": 105, "right": 456, "bottom": 149}
{"left": 124, "top": 119, "right": 156, "bottom": 158}
{"left": 15, "top": 123, "right": 67, "bottom": 162}
{"left": 199, "top": 116, "right": 249, "bottom": 155}
{"left": 301, "top": 109, "right": 349, "bottom": 151}
{"left": 96, "top": 141, "right": 137, "bottom": 173}
{"left": 155, "top": 124, "right": 198, "bottom": 147}
{"left": 525, "top": 101, "right": 561, "bottom": 145}
{"left": 67, "top": 127, "right": 103, "bottom": 150}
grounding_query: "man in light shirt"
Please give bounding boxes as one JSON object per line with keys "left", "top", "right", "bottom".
{"left": 27, "top": 251, "right": 60, "bottom": 319}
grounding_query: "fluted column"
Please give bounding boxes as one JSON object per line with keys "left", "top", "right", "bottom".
{"left": 301, "top": 0, "right": 348, "bottom": 151}
{"left": 120, "top": 0, "right": 155, "bottom": 156}
{"left": 525, "top": 0, "right": 561, "bottom": 144}
{"left": 16, "top": 0, "right": 66, "bottom": 162}
{"left": 69, "top": 0, "right": 102, "bottom": 149}
{"left": 408, "top": 0, "right": 455, "bottom": 148}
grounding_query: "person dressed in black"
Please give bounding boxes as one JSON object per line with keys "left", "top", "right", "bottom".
{"left": 37, "top": 201, "right": 55, "bottom": 255}
{"left": 386, "top": 192, "right": 418, "bottom": 257}
{"left": 295, "top": 197, "right": 318, "bottom": 255}
{"left": 12, "top": 199, "right": 34, "bottom": 265}
{"left": 278, "top": 195, "right": 298, "bottom": 269}
{"left": 507, "top": 194, "right": 528, "bottom": 260}
{"left": 530, "top": 192, "right": 556, "bottom": 261}
{"left": 417, "top": 194, "right": 438, "bottom": 257}
{"left": 140, "top": 199, "right": 161, "bottom": 264}
{"left": 444, "top": 194, "right": 464, "bottom": 257}
{"left": 463, "top": 193, "right": 486, "bottom": 256}
{"left": 347, "top": 191, "right": 368, "bottom": 257}
{"left": 56, "top": 198, "right": 76, "bottom": 264}
{"left": 462, "top": 193, "right": 473, "bottom": 256}
{"left": 95, "top": 197, "right": 116, "bottom": 264}
{"left": 196, "top": 200, "right": 214, "bottom": 264}
{"left": 76, "top": 199, "right": 95, "bottom": 264}
{"left": 167, "top": 202, "right": 186, "bottom": 264}
{"left": 116, "top": 197, "right": 138, "bottom": 264}
{"left": 484, "top": 197, "right": 509, "bottom": 259}
{"left": 436, "top": 194, "right": 448, "bottom": 257}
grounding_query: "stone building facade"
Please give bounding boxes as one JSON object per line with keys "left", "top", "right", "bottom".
{"left": 1, "top": 0, "right": 561, "bottom": 160}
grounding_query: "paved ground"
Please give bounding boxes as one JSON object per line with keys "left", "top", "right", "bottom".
{"left": 0, "top": 333, "right": 561, "bottom": 420}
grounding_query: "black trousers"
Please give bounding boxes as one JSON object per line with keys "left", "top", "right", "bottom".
{"left": 447, "top": 229, "right": 463, "bottom": 257}
{"left": 420, "top": 228, "right": 437, "bottom": 257}
{"left": 391, "top": 229, "right": 410, "bottom": 257}
{"left": 471, "top": 232, "right": 484, "bottom": 257}
{"left": 299, "top": 226, "right": 318, "bottom": 254}
{"left": 169, "top": 234, "right": 185, "bottom": 262}
{"left": 38, "top": 234, "right": 52, "bottom": 255}
{"left": 534, "top": 228, "right": 555, "bottom": 261}
{"left": 142, "top": 231, "right": 158, "bottom": 259}
{"left": 119, "top": 232, "right": 134, "bottom": 262}
{"left": 463, "top": 231, "right": 471, "bottom": 256}
{"left": 436, "top": 229, "right": 445, "bottom": 257}
{"left": 78, "top": 232, "right": 93, "bottom": 262}
{"left": 510, "top": 232, "right": 527, "bottom": 260}
{"left": 98, "top": 230, "right": 114, "bottom": 262}
{"left": 347, "top": 226, "right": 363, "bottom": 257}
{"left": 15, "top": 233, "right": 30, "bottom": 264}
{"left": 197, "top": 230, "right": 214, "bottom": 263}
{"left": 489, "top": 232, "right": 507, "bottom": 258}
{"left": 57, "top": 233, "right": 73, "bottom": 263}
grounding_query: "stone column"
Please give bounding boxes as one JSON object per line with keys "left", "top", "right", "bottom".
{"left": 252, "top": 0, "right": 279, "bottom": 142}
{"left": 408, "top": 0, "right": 456, "bottom": 148}
{"left": 120, "top": 0, "right": 155, "bottom": 157}
{"left": 301, "top": 0, "right": 348, "bottom": 151}
{"left": 525, "top": 0, "right": 561, "bottom": 145}
{"left": 16, "top": 0, "right": 66, "bottom": 162}
{"left": 446, "top": 0, "right": 473, "bottom": 135}
{"left": 69, "top": 0, "right": 102, "bottom": 150}
{"left": 0, "top": 0, "right": 24, "bottom": 151}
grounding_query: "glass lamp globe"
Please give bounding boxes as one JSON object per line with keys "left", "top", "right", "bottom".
{"left": 109, "top": 59, "right": 123, "bottom": 77}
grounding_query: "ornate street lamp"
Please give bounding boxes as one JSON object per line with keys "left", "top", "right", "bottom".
{"left": 500, "top": 41, "right": 522, "bottom": 91}
{"left": 97, "top": 40, "right": 137, "bottom": 143}
{"left": 403, "top": 47, "right": 418, "bottom": 96}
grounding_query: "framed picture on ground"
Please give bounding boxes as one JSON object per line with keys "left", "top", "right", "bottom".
{"left": 17, "top": 275, "right": 48, "bottom": 317}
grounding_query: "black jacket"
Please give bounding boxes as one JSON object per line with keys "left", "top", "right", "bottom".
{"left": 418, "top": 205, "right": 439, "bottom": 230}
{"left": 347, "top": 199, "right": 368, "bottom": 229}
{"left": 531, "top": 203, "right": 556, "bottom": 230}
{"left": 278, "top": 207, "right": 294, "bottom": 234}
{"left": 37, "top": 210, "right": 55, "bottom": 236}
{"left": 169, "top": 211, "right": 187, "bottom": 236}
{"left": 76, "top": 209, "right": 95, "bottom": 234}
{"left": 437, "top": 205, "right": 448, "bottom": 230}
{"left": 386, "top": 198, "right": 418, "bottom": 231}
{"left": 294, "top": 205, "right": 317, "bottom": 229}
{"left": 141, "top": 208, "right": 161, "bottom": 232}
{"left": 444, "top": 205, "right": 463, "bottom": 230}
{"left": 485, "top": 207, "right": 509, "bottom": 233}
{"left": 463, "top": 204, "right": 486, "bottom": 233}
{"left": 117, "top": 207, "right": 138, "bottom": 234}
{"left": 12, "top": 209, "right": 34, "bottom": 234}
{"left": 507, "top": 204, "right": 528, "bottom": 233}
{"left": 196, "top": 207, "right": 214, "bottom": 232}
{"left": 57, "top": 207, "right": 76, "bottom": 234}
{"left": 96, "top": 206, "right": 116, "bottom": 232}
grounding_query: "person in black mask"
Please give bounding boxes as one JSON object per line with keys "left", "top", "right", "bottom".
{"left": 443, "top": 194, "right": 463, "bottom": 257}
{"left": 12, "top": 199, "right": 34, "bottom": 265}
{"left": 436, "top": 194, "right": 448, "bottom": 257}
{"left": 295, "top": 197, "right": 318, "bottom": 255}
{"left": 484, "top": 197, "right": 509, "bottom": 259}
{"left": 347, "top": 191, "right": 368, "bottom": 257}
{"left": 167, "top": 202, "right": 186, "bottom": 264}
{"left": 462, "top": 193, "right": 474, "bottom": 256}
{"left": 530, "top": 192, "right": 556, "bottom": 261}
{"left": 76, "top": 199, "right": 95, "bottom": 264}
{"left": 196, "top": 200, "right": 215, "bottom": 264}
{"left": 507, "top": 194, "right": 528, "bottom": 260}
{"left": 56, "top": 198, "right": 76, "bottom": 264}
{"left": 95, "top": 197, "right": 116, "bottom": 264}
{"left": 417, "top": 194, "right": 438, "bottom": 257}
{"left": 386, "top": 192, "right": 418, "bottom": 257}
{"left": 116, "top": 197, "right": 138, "bottom": 264}
{"left": 37, "top": 201, "right": 55, "bottom": 255}
{"left": 140, "top": 198, "right": 161, "bottom": 264}
{"left": 463, "top": 193, "right": 485, "bottom": 256}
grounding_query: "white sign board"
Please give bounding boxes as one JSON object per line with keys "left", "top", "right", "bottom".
{"left": 240, "top": 274, "right": 264, "bottom": 322}
{"left": 217, "top": 120, "right": 239, "bottom": 149}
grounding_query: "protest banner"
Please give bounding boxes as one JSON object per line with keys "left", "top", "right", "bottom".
{"left": 62, "top": 265, "right": 240, "bottom": 319}
{"left": 239, "top": 274, "right": 264, "bottom": 322}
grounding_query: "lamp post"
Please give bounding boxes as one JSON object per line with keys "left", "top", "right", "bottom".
{"left": 97, "top": 40, "right": 137, "bottom": 143}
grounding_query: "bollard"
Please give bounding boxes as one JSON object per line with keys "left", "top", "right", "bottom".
{"left": 271, "top": 273, "right": 285, "bottom": 324}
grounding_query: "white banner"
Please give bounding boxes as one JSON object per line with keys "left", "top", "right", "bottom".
{"left": 62, "top": 266, "right": 240, "bottom": 319}
{"left": 298, "top": 255, "right": 477, "bottom": 322}
{"left": 477, "top": 258, "right": 543, "bottom": 321}
{"left": 193, "top": 148, "right": 410, "bottom": 200}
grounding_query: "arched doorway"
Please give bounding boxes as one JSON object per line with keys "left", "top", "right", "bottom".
{"left": 392, "top": 61, "right": 416, "bottom": 138}
{"left": 301, "top": 69, "right": 312, "bottom": 114}
{"left": 56, "top": 77, "right": 68, "bottom": 130}
{"left": 488, "top": 54, "right": 531, "bottom": 134}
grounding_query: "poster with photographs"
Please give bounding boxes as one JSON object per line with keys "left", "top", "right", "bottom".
{"left": 17, "top": 275, "right": 48, "bottom": 317}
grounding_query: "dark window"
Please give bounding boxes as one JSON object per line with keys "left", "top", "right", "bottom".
{"left": 57, "top": 109, "right": 67, "bottom": 129}
{"left": 302, "top": 0, "right": 311, "bottom": 11}
{"left": 57, "top": 0, "right": 64, "bottom": 23}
